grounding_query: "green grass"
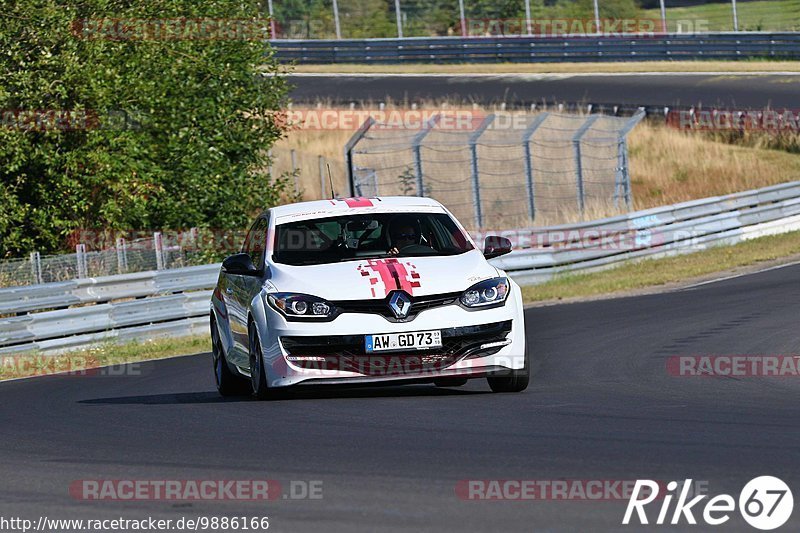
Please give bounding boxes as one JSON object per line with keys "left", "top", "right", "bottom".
{"left": 522, "top": 230, "right": 800, "bottom": 303}
{"left": 0, "top": 334, "right": 209, "bottom": 381}
{"left": 641, "top": 0, "right": 800, "bottom": 32}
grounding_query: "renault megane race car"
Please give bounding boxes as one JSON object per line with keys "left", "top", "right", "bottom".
{"left": 210, "top": 196, "right": 528, "bottom": 399}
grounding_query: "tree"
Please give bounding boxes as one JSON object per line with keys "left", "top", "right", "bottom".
{"left": 0, "top": 0, "right": 292, "bottom": 257}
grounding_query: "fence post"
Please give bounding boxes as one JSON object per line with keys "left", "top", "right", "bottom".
{"left": 411, "top": 114, "right": 441, "bottom": 197}
{"left": 615, "top": 109, "right": 646, "bottom": 209}
{"left": 731, "top": 0, "right": 739, "bottom": 31}
{"left": 30, "top": 251, "right": 42, "bottom": 285}
{"left": 592, "top": 0, "right": 601, "bottom": 35}
{"left": 76, "top": 244, "right": 87, "bottom": 279}
{"left": 344, "top": 117, "right": 376, "bottom": 197}
{"left": 394, "top": 0, "right": 403, "bottom": 38}
{"left": 458, "top": 0, "right": 466, "bottom": 36}
{"left": 524, "top": 0, "right": 532, "bottom": 35}
{"left": 332, "top": 0, "right": 341, "bottom": 39}
{"left": 290, "top": 149, "right": 299, "bottom": 195}
{"left": 116, "top": 237, "right": 128, "bottom": 274}
{"left": 572, "top": 114, "right": 600, "bottom": 217}
{"left": 266, "top": 0, "right": 276, "bottom": 38}
{"left": 154, "top": 232, "right": 164, "bottom": 270}
{"left": 521, "top": 112, "right": 550, "bottom": 222}
{"left": 318, "top": 155, "right": 328, "bottom": 199}
{"left": 468, "top": 114, "right": 496, "bottom": 229}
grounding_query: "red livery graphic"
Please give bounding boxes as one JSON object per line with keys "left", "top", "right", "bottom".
{"left": 358, "top": 259, "right": 421, "bottom": 297}
{"left": 343, "top": 197, "right": 374, "bottom": 208}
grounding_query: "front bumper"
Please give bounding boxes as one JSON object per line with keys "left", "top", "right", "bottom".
{"left": 259, "top": 292, "right": 526, "bottom": 388}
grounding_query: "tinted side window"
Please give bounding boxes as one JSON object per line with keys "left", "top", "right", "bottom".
{"left": 247, "top": 217, "right": 269, "bottom": 270}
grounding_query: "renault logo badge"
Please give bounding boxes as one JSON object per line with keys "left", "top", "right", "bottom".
{"left": 389, "top": 292, "right": 412, "bottom": 319}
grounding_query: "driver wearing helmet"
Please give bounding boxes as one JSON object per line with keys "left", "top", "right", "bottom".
{"left": 388, "top": 216, "right": 423, "bottom": 255}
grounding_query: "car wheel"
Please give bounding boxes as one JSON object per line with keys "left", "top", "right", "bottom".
{"left": 248, "top": 324, "right": 271, "bottom": 400}
{"left": 487, "top": 342, "right": 530, "bottom": 393}
{"left": 433, "top": 377, "right": 468, "bottom": 387}
{"left": 211, "top": 316, "right": 248, "bottom": 396}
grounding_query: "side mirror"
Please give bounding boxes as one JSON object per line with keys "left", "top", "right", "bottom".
{"left": 222, "top": 253, "right": 260, "bottom": 276}
{"left": 483, "top": 236, "right": 512, "bottom": 259}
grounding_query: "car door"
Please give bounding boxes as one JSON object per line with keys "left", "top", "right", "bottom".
{"left": 239, "top": 214, "right": 270, "bottom": 346}
{"left": 226, "top": 217, "right": 266, "bottom": 367}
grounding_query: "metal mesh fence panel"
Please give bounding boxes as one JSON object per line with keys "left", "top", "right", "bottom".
{"left": 348, "top": 110, "right": 643, "bottom": 229}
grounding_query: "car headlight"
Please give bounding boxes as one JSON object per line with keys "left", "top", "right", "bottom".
{"left": 460, "top": 277, "right": 510, "bottom": 308}
{"left": 267, "top": 293, "right": 336, "bottom": 319}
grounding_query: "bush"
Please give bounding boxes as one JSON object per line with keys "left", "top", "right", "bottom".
{"left": 0, "top": 0, "right": 292, "bottom": 257}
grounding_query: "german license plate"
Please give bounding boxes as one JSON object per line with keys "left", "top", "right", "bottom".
{"left": 365, "top": 330, "right": 442, "bottom": 353}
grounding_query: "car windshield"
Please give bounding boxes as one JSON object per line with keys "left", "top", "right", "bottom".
{"left": 273, "top": 212, "right": 474, "bottom": 266}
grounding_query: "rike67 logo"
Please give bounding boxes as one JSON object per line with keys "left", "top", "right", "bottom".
{"left": 623, "top": 477, "right": 793, "bottom": 530}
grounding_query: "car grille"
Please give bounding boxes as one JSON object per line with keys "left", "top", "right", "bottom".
{"left": 331, "top": 292, "right": 461, "bottom": 322}
{"left": 281, "top": 320, "right": 512, "bottom": 376}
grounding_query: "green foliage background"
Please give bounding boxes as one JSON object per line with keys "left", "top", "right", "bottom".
{"left": 273, "top": 0, "right": 640, "bottom": 38}
{"left": 0, "top": 0, "right": 291, "bottom": 257}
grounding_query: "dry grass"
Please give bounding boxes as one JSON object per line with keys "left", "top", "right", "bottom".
{"left": 291, "top": 61, "right": 800, "bottom": 75}
{"left": 628, "top": 125, "right": 800, "bottom": 207}
{"left": 274, "top": 104, "right": 800, "bottom": 225}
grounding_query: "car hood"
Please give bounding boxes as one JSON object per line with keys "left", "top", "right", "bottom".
{"left": 269, "top": 250, "right": 498, "bottom": 300}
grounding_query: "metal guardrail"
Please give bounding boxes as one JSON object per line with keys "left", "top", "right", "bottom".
{"left": 273, "top": 32, "right": 800, "bottom": 63}
{"left": 485, "top": 181, "right": 800, "bottom": 284}
{"left": 2, "top": 180, "right": 800, "bottom": 354}
{"left": 0, "top": 264, "right": 219, "bottom": 315}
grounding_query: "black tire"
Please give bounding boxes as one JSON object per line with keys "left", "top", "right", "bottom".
{"left": 249, "top": 323, "right": 283, "bottom": 400}
{"left": 487, "top": 342, "right": 530, "bottom": 393}
{"left": 211, "top": 317, "right": 249, "bottom": 396}
{"left": 433, "top": 377, "right": 469, "bottom": 388}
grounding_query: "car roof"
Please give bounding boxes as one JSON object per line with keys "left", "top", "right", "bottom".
{"left": 271, "top": 196, "right": 448, "bottom": 223}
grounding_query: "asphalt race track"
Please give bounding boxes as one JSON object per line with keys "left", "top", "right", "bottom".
{"left": 288, "top": 73, "right": 800, "bottom": 109}
{"left": 1, "top": 263, "right": 799, "bottom": 531}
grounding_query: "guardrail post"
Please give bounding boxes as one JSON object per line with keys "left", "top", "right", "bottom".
{"left": 154, "top": 232, "right": 164, "bottom": 270}
{"left": 116, "top": 237, "right": 128, "bottom": 274}
{"left": 76, "top": 244, "right": 88, "bottom": 279}
{"left": 411, "top": 114, "right": 441, "bottom": 197}
{"left": 30, "top": 251, "right": 42, "bottom": 285}
{"left": 469, "top": 114, "right": 496, "bottom": 229}
{"left": 344, "top": 117, "right": 376, "bottom": 197}
{"left": 572, "top": 115, "right": 600, "bottom": 217}
{"left": 521, "top": 113, "right": 549, "bottom": 222}
{"left": 615, "top": 109, "right": 646, "bottom": 209}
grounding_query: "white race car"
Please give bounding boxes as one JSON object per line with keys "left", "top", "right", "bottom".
{"left": 210, "top": 196, "right": 528, "bottom": 399}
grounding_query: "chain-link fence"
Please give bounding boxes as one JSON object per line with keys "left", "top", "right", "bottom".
{"left": 346, "top": 110, "right": 644, "bottom": 229}
{"left": 266, "top": 0, "right": 800, "bottom": 39}
{"left": 0, "top": 232, "right": 241, "bottom": 288}
{"left": 269, "top": 145, "right": 350, "bottom": 200}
